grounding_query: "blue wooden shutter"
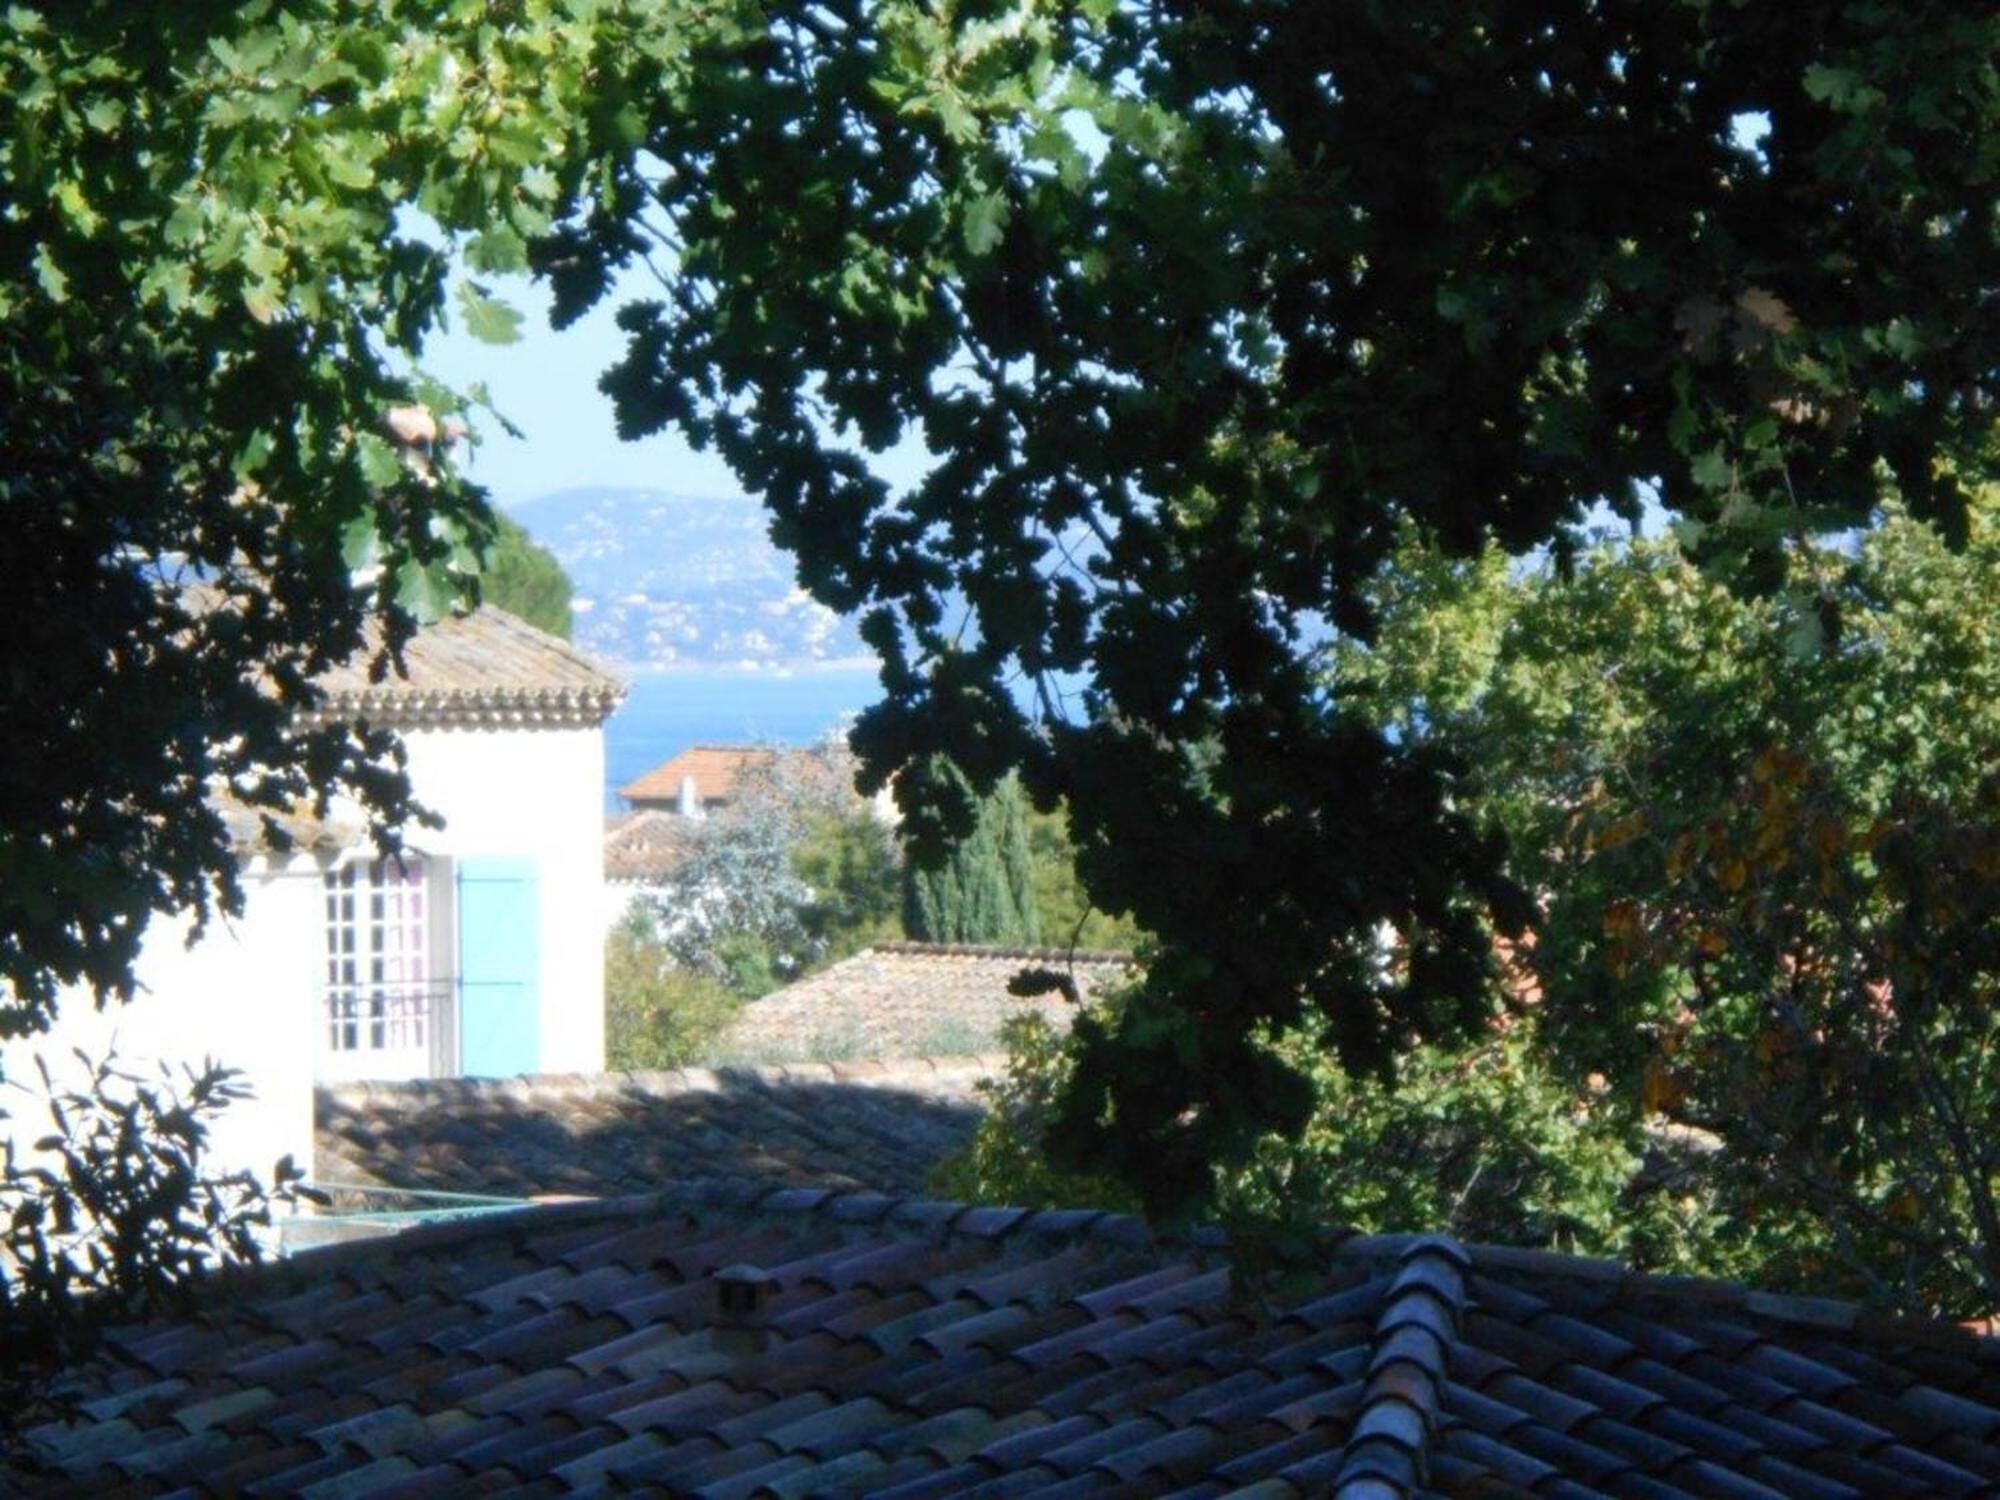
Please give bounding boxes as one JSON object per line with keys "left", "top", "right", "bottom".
{"left": 456, "top": 857, "right": 540, "bottom": 1078}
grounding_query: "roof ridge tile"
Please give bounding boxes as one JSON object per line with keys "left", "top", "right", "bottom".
{"left": 1332, "top": 1233, "right": 1470, "bottom": 1498}
{"left": 866, "top": 940, "right": 1135, "bottom": 964}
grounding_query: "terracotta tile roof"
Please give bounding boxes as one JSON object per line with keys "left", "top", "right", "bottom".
{"left": 19, "top": 1186, "right": 2000, "bottom": 1497}
{"left": 603, "top": 808, "right": 700, "bottom": 883}
{"left": 721, "top": 943, "right": 1134, "bottom": 1061}
{"left": 314, "top": 1059, "right": 997, "bottom": 1200}
{"left": 620, "top": 744, "right": 778, "bottom": 807}
{"left": 313, "top": 606, "right": 626, "bottom": 729}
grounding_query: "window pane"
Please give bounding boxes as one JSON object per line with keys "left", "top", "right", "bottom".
{"left": 325, "top": 857, "right": 434, "bottom": 1057}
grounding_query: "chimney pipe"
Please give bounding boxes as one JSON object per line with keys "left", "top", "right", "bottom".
{"left": 713, "top": 1263, "right": 777, "bottom": 1354}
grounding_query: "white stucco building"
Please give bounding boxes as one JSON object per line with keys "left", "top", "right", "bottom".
{"left": 1, "top": 607, "right": 625, "bottom": 1188}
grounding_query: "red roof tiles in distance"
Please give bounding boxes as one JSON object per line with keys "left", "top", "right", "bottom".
{"left": 619, "top": 744, "right": 778, "bottom": 808}
{"left": 602, "top": 808, "right": 701, "bottom": 882}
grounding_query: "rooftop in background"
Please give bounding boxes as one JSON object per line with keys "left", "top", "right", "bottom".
{"left": 603, "top": 807, "right": 700, "bottom": 884}
{"left": 619, "top": 742, "right": 776, "bottom": 810}
{"left": 315, "top": 1057, "right": 996, "bottom": 1203}
{"left": 721, "top": 942, "right": 1133, "bottom": 1063}
{"left": 313, "top": 605, "right": 627, "bottom": 730}
{"left": 20, "top": 1181, "right": 2000, "bottom": 1497}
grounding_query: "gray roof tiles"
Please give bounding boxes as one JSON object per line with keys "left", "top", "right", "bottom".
{"left": 315, "top": 1057, "right": 1000, "bottom": 1201}
{"left": 19, "top": 1182, "right": 2000, "bottom": 1497}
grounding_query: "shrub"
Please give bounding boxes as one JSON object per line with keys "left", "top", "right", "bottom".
{"left": 935, "top": 1009, "right": 1742, "bottom": 1275}
{"left": 2, "top": 1052, "right": 306, "bottom": 1439}
{"left": 604, "top": 913, "right": 743, "bottom": 1069}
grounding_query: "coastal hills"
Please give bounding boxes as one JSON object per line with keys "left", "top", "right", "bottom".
{"left": 508, "top": 486, "right": 866, "bottom": 672}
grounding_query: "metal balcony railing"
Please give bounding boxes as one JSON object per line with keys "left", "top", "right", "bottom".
{"left": 320, "top": 979, "right": 456, "bottom": 1078}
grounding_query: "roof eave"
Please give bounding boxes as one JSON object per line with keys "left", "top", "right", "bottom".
{"left": 307, "top": 685, "right": 628, "bottom": 731}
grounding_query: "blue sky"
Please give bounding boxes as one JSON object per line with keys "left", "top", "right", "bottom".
{"left": 419, "top": 268, "right": 740, "bottom": 513}
{"left": 423, "top": 265, "right": 932, "bottom": 515}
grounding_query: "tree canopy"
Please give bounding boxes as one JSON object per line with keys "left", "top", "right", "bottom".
{"left": 1338, "top": 503, "right": 2000, "bottom": 1313}
{"left": 947, "top": 500, "right": 2000, "bottom": 1314}
{"left": 482, "top": 513, "right": 575, "bottom": 639}
{"left": 4, "top": 0, "right": 1995, "bottom": 1223}
{"left": 562, "top": 0, "right": 2000, "bottom": 1213}
{"left": 0, "top": 0, "right": 637, "bottom": 1032}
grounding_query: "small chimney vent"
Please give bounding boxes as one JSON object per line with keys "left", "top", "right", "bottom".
{"left": 713, "top": 1263, "right": 778, "bottom": 1354}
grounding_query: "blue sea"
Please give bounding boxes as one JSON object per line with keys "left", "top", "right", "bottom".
{"left": 603, "top": 666, "right": 883, "bottom": 806}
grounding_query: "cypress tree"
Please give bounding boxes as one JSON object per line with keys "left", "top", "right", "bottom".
{"left": 903, "top": 762, "right": 1042, "bottom": 945}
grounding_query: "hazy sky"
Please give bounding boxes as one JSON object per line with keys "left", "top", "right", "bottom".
{"left": 418, "top": 266, "right": 739, "bottom": 513}
{"left": 422, "top": 265, "right": 930, "bottom": 515}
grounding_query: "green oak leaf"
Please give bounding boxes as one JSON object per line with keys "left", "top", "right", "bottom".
{"left": 456, "top": 280, "right": 523, "bottom": 345}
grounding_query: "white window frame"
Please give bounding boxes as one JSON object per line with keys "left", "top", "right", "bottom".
{"left": 318, "top": 853, "right": 454, "bottom": 1081}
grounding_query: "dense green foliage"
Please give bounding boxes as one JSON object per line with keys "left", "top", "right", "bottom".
{"left": 1336, "top": 502, "right": 2000, "bottom": 1313}
{"left": 1026, "top": 807, "right": 1144, "bottom": 953}
{"left": 952, "top": 498, "right": 2000, "bottom": 1310}
{"left": 603, "top": 909, "right": 742, "bottom": 1068}
{"left": 902, "top": 762, "right": 1041, "bottom": 945}
{"left": 0, "top": 0, "right": 654, "bottom": 1031}
{"left": 560, "top": 0, "right": 1999, "bottom": 1214}
{"left": 6, "top": 0, "right": 1995, "bottom": 1234}
{"left": 793, "top": 804, "right": 908, "bottom": 963}
{"left": 929, "top": 1014, "right": 1142, "bottom": 1217}
{"left": 935, "top": 1010, "right": 1728, "bottom": 1274}
{"left": 482, "top": 513, "right": 574, "bottom": 638}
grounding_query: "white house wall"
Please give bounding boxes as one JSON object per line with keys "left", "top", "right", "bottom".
{"left": 1, "top": 856, "right": 323, "bottom": 1192}
{"left": 398, "top": 720, "right": 606, "bottom": 1075}
{"left": 3, "top": 720, "right": 608, "bottom": 1198}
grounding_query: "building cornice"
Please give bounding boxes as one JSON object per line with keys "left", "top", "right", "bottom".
{"left": 308, "top": 683, "right": 627, "bottom": 732}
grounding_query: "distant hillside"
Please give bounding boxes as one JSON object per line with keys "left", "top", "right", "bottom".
{"left": 507, "top": 487, "right": 866, "bottom": 671}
